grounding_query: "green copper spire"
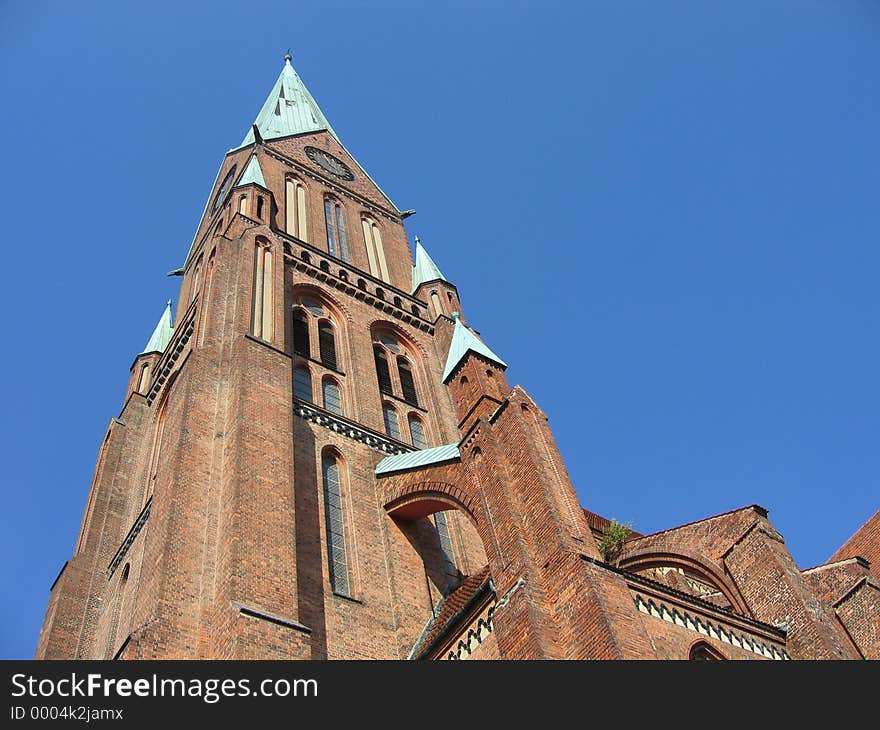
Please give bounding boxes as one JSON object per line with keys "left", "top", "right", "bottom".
{"left": 442, "top": 314, "right": 507, "bottom": 382}
{"left": 142, "top": 301, "right": 174, "bottom": 355}
{"left": 238, "top": 56, "right": 339, "bottom": 148}
{"left": 411, "top": 236, "right": 449, "bottom": 293}
{"left": 236, "top": 154, "right": 266, "bottom": 188}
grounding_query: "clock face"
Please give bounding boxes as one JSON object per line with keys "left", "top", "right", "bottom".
{"left": 304, "top": 146, "right": 355, "bottom": 181}
{"left": 212, "top": 165, "right": 237, "bottom": 213}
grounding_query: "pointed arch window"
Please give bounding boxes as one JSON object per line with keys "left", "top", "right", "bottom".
{"left": 397, "top": 357, "right": 418, "bottom": 406}
{"left": 382, "top": 403, "right": 401, "bottom": 441}
{"left": 293, "top": 365, "right": 312, "bottom": 402}
{"left": 285, "top": 177, "right": 308, "bottom": 241}
{"left": 324, "top": 198, "right": 349, "bottom": 261}
{"left": 292, "top": 308, "right": 310, "bottom": 357}
{"left": 434, "top": 511, "right": 460, "bottom": 591}
{"left": 322, "top": 377, "right": 342, "bottom": 415}
{"left": 374, "top": 346, "right": 393, "bottom": 395}
{"left": 408, "top": 414, "right": 427, "bottom": 449}
{"left": 361, "top": 215, "right": 389, "bottom": 282}
{"left": 322, "top": 451, "right": 350, "bottom": 595}
{"left": 318, "top": 320, "right": 337, "bottom": 370}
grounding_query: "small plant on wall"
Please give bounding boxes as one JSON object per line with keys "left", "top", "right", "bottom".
{"left": 598, "top": 519, "right": 634, "bottom": 566}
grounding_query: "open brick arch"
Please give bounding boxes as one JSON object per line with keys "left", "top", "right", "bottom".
{"left": 383, "top": 481, "right": 479, "bottom": 525}
{"left": 620, "top": 550, "right": 752, "bottom": 617}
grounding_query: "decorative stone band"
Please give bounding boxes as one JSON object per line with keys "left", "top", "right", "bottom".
{"left": 445, "top": 613, "right": 494, "bottom": 660}
{"left": 107, "top": 498, "right": 151, "bottom": 579}
{"left": 633, "top": 593, "right": 790, "bottom": 660}
{"left": 444, "top": 577, "right": 520, "bottom": 660}
{"left": 293, "top": 400, "right": 414, "bottom": 456}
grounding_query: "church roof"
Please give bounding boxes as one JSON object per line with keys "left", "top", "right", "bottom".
{"left": 442, "top": 315, "right": 507, "bottom": 382}
{"left": 375, "top": 443, "right": 461, "bottom": 476}
{"left": 409, "top": 566, "right": 493, "bottom": 659}
{"left": 235, "top": 154, "right": 266, "bottom": 188}
{"left": 411, "top": 237, "right": 449, "bottom": 293}
{"left": 142, "top": 301, "right": 174, "bottom": 355}
{"left": 238, "top": 56, "right": 339, "bottom": 148}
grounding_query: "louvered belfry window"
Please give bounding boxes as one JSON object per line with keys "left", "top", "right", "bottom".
{"left": 293, "top": 366, "right": 312, "bottom": 403}
{"left": 408, "top": 415, "right": 427, "bottom": 449}
{"left": 374, "top": 346, "right": 393, "bottom": 395}
{"left": 383, "top": 404, "right": 401, "bottom": 441}
{"left": 323, "top": 378, "right": 342, "bottom": 415}
{"left": 322, "top": 452, "right": 350, "bottom": 595}
{"left": 398, "top": 357, "right": 418, "bottom": 406}
{"left": 293, "top": 309, "right": 310, "bottom": 357}
{"left": 318, "top": 321, "right": 337, "bottom": 370}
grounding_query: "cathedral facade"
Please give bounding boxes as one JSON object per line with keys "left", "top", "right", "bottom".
{"left": 36, "top": 57, "right": 879, "bottom": 661}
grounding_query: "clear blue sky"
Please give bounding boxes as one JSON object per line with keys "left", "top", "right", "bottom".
{"left": 1, "top": 2, "right": 877, "bottom": 659}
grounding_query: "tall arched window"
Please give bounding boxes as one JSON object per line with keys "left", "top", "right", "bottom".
{"left": 293, "top": 366, "right": 312, "bottom": 402}
{"left": 292, "top": 309, "right": 310, "bottom": 357}
{"left": 322, "top": 451, "right": 350, "bottom": 595}
{"left": 408, "top": 414, "right": 427, "bottom": 449}
{"left": 285, "top": 177, "right": 308, "bottom": 241}
{"left": 361, "top": 216, "right": 389, "bottom": 281}
{"left": 383, "top": 403, "right": 400, "bottom": 441}
{"left": 430, "top": 291, "right": 443, "bottom": 318}
{"left": 322, "top": 377, "right": 342, "bottom": 415}
{"left": 137, "top": 362, "right": 151, "bottom": 394}
{"left": 324, "top": 198, "right": 349, "bottom": 261}
{"left": 238, "top": 194, "right": 247, "bottom": 214}
{"left": 190, "top": 256, "right": 203, "bottom": 303}
{"left": 105, "top": 563, "right": 129, "bottom": 659}
{"left": 252, "top": 243, "right": 273, "bottom": 341}
{"left": 318, "top": 320, "right": 337, "bottom": 370}
{"left": 434, "top": 511, "right": 460, "bottom": 591}
{"left": 374, "top": 346, "right": 393, "bottom": 395}
{"left": 397, "top": 357, "right": 418, "bottom": 405}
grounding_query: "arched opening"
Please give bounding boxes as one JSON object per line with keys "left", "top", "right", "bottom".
{"left": 689, "top": 641, "right": 726, "bottom": 660}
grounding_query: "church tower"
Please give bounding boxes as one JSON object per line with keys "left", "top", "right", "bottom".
{"left": 35, "top": 56, "right": 877, "bottom": 661}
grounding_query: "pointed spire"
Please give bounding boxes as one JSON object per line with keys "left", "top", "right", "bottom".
{"left": 411, "top": 236, "right": 449, "bottom": 293}
{"left": 236, "top": 154, "right": 266, "bottom": 188}
{"left": 238, "top": 56, "right": 339, "bottom": 148}
{"left": 442, "top": 313, "right": 507, "bottom": 382}
{"left": 142, "top": 301, "right": 174, "bottom": 355}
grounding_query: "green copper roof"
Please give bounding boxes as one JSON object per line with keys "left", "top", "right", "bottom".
{"left": 236, "top": 154, "right": 266, "bottom": 188}
{"left": 142, "top": 301, "right": 174, "bottom": 355}
{"left": 375, "top": 443, "right": 461, "bottom": 476}
{"left": 442, "top": 314, "right": 507, "bottom": 382}
{"left": 239, "top": 57, "right": 339, "bottom": 148}
{"left": 411, "top": 237, "right": 449, "bottom": 293}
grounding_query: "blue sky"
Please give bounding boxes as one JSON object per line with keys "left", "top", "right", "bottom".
{"left": 1, "top": 2, "right": 877, "bottom": 659}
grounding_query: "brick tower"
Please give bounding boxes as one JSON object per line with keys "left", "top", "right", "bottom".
{"left": 36, "top": 56, "right": 879, "bottom": 660}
